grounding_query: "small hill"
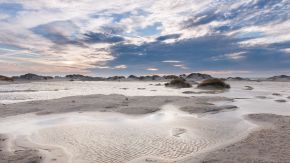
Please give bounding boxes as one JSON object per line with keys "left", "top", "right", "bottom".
{"left": 65, "top": 74, "right": 104, "bottom": 81}
{"left": 186, "top": 73, "right": 212, "bottom": 81}
{"left": 227, "top": 77, "right": 250, "bottom": 81}
{"left": 165, "top": 78, "right": 192, "bottom": 88}
{"left": 107, "top": 76, "right": 126, "bottom": 81}
{"left": 267, "top": 75, "right": 290, "bottom": 81}
{"left": 198, "top": 78, "right": 230, "bottom": 90}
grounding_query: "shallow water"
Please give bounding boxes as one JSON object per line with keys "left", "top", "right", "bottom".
{"left": 0, "top": 104, "right": 254, "bottom": 163}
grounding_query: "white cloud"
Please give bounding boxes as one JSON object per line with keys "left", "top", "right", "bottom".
{"left": 281, "top": 48, "right": 290, "bottom": 54}
{"left": 173, "top": 64, "right": 188, "bottom": 69}
{"left": 162, "top": 60, "right": 181, "bottom": 63}
{"left": 211, "top": 52, "right": 247, "bottom": 61}
{"left": 0, "top": 0, "right": 290, "bottom": 74}
{"left": 114, "top": 65, "right": 127, "bottom": 69}
{"left": 146, "top": 68, "right": 159, "bottom": 71}
{"left": 199, "top": 70, "right": 251, "bottom": 76}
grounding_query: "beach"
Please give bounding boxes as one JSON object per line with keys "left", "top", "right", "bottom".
{"left": 0, "top": 81, "right": 290, "bottom": 163}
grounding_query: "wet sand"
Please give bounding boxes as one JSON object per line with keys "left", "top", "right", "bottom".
{"left": 0, "top": 95, "right": 249, "bottom": 163}
{"left": 0, "top": 94, "right": 231, "bottom": 117}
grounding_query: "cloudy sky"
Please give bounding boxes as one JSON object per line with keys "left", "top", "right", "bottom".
{"left": 0, "top": 0, "right": 290, "bottom": 77}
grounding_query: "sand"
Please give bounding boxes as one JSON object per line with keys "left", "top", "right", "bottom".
{"left": 0, "top": 95, "right": 248, "bottom": 163}
{"left": 0, "top": 81, "right": 290, "bottom": 163}
{"left": 0, "top": 94, "right": 230, "bottom": 117}
{"left": 196, "top": 114, "right": 290, "bottom": 163}
{"left": 0, "top": 134, "right": 42, "bottom": 163}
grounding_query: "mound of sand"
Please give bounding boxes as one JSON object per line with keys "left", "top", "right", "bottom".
{"left": 197, "top": 78, "right": 230, "bottom": 90}
{"left": 165, "top": 78, "right": 192, "bottom": 88}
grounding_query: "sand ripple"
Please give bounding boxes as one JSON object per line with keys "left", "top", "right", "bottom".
{"left": 28, "top": 108, "right": 251, "bottom": 163}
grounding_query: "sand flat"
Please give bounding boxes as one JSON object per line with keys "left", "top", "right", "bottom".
{"left": 0, "top": 104, "right": 254, "bottom": 163}
{"left": 0, "top": 81, "right": 290, "bottom": 162}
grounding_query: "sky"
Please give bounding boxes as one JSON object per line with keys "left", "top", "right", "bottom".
{"left": 0, "top": 0, "right": 290, "bottom": 77}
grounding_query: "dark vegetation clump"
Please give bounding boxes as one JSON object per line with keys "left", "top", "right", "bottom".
{"left": 165, "top": 78, "right": 192, "bottom": 88}
{"left": 0, "top": 75, "right": 14, "bottom": 82}
{"left": 197, "top": 78, "right": 230, "bottom": 90}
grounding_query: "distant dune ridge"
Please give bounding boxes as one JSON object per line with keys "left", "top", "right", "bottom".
{"left": 1, "top": 73, "right": 290, "bottom": 83}
{"left": 12, "top": 73, "right": 53, "bottom": 81}
{"left": 267, "top": 75, "right": 290, "bottom": 81}
{"left": 1, "top": 73, "right": 214, "bottom": 82}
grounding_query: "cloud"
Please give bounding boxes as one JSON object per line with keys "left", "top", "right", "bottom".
{"left": 83, "top": 32, "right": 125, "bottom": 44}
{"left": 173, "top": 64, "right": 188, "bottom": 69}
{"left": 281, "top": 48, "right": 290, "bottom": 54}
{"left": 162, "top": 60, "right": 181, "bottom": 63}
{"left": 211, "top": 52, "right": 247, "bottom": 61}
{"left": 114, "top": 64, "right": 127, "bottom": 69}
{"left": 146, "top": 68, "right": 158, "bottom": 71}
{"left": 31, "top": 20, "right": 81, "bottom": 45}
{"left": 0, "top": 0, "right": 290, "bottom": 75}
{"left": 199, "top": 70, "right": 251, "bottom": 76}
{"left": 156, "top": 34, "right": 181, "bottom": 41}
